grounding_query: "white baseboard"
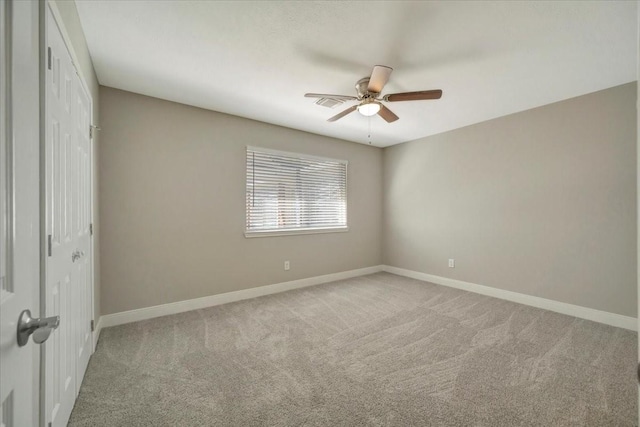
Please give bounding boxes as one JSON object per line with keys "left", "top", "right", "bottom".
{"left": 99, "top": 265, "right": 384, "bottom": 328}
{"left": 96, "top": 264, "right": 637, "bottom": 332}
{"left": 382, "top": 265, "right": 637, "bottom": 331}
{"left": 92, "top": 316, "right": 103, "bottom": 351}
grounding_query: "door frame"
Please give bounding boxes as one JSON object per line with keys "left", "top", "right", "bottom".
{"left": 39, "top": 1, "right": 96, "bottom": 425}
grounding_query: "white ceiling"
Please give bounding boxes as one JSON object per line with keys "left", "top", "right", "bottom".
{"left": 75, "top": 1, "right": 637, "bottom": 147}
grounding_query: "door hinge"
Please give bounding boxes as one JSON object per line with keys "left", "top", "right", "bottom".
{"left": 47, "top": 234, "right": 52, "bottom": 257}
{"left": 47, "top": 47, "right": 51, "bottom": 70}
{"left": 90, "top": 223, "right": 93, "bottom": 236}
{"left": 90, "top": 125, "right": 100, "bottom": 139}
{"left": 91, "top": 320, "right": 95, "bottom": 332}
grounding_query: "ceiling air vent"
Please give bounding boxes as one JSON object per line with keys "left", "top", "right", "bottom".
{"left": 315, "top": 98, "right": 345, "bottom": 109}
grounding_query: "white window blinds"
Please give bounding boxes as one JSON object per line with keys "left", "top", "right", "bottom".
{"left": 246, "top": 147, "right": 347, "bottom": 235}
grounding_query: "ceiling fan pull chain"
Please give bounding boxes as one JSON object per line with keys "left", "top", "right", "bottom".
{"left": 368, "top": 116, "right": 372, "bottom": 145}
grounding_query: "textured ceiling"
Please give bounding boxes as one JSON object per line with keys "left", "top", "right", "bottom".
{"left": 75, "top": 1, "right": 637, "bottom": 147}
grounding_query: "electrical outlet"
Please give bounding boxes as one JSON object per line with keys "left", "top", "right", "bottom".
{"left": 448, "top": 259, "right": 455, "bottom": 268}
{"left": 284, "top": 260, "right": 290, "bottom": 271}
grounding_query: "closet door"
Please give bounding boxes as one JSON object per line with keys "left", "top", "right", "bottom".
{"left": 44, "top": 6, "right": 93, "bottom": 427}
{"left": 73, "top": 74, "right": 92, "bottom": 385}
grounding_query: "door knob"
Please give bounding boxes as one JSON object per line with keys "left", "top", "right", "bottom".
{"left": 17, "top": 309, "right": 60, "bottom": 347}
{"left": 72, "top": 250, "right": 85, "bottom": 262}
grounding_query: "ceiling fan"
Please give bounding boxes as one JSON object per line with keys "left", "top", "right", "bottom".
{"left": 305, "top": 65, "right": 442, "bottom": 123}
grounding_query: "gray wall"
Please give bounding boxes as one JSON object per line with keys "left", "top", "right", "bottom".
{"left": 99, "top": 87, "right": 383, "bottom": 315}
{"left": 50, "top": 0, "right": 101, "bottom": 321}
{"left": 383, "top": 82, "right": 637, "bottom": 317}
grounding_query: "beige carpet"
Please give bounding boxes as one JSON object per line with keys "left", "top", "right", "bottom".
{"left": 69, "top": 272, "right": 637, "bottom": 426}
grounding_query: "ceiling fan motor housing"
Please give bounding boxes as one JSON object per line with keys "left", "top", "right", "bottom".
{"left": 356, "top": 77, "right": 377, "bottom": 98}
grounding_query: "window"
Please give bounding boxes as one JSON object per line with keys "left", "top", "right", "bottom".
{"left": 246, "top": 147, "right": 347, "bottom": 237}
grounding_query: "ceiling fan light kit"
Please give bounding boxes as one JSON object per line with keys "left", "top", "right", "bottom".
{"left": 357, "top": 100, "right": 381, "bottom": 116}
{"left": 305, "top": 65, "right": 443, "bottom": 123}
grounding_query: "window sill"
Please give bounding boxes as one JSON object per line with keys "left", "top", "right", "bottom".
{"left": 244, "top": 227, "right": 349, "bottom": 238}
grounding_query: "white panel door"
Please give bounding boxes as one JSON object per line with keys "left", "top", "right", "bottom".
{"left": 45, "top": 7, "right": 93, "bottom": 426}
{"left": 0, "top": 1, "right": 41, "bottom": 426}
{"left": 73, "top": 72, "right": 92, "bottom": 385}
{"left": 45, "top": 12, "right": 76, "bottom": 427}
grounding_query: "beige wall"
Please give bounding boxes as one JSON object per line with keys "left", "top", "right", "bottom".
{"left": 98, "top": 87, "right": 383, "bottom": 315}
{"left": 384, "top": 82, "right": 637, "bottom": 317}
{"left": 49, "top": 0, "right": 101, "bottom": 320}
{"left": 99, "top": 83, "right": 636, "bottom": 318}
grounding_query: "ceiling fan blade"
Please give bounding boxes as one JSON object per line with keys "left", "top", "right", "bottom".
{"left": 384, "top": 90, "right": 443, "bottom": 102}
{"left": 378, "top": 104, "right": 399, "bottom": 123}
{"left": 305, "top": 93, "right": 358, "bottom": 100}
{"left": 367, "top": 65, "right": 393, "bottom": 93}
{"left": 327, "top": 105, "right": 357, "bottom": 122}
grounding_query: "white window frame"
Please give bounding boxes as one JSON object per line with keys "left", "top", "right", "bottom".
{"left": 245, "top": 146, "right": 349, "bottom": 238}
